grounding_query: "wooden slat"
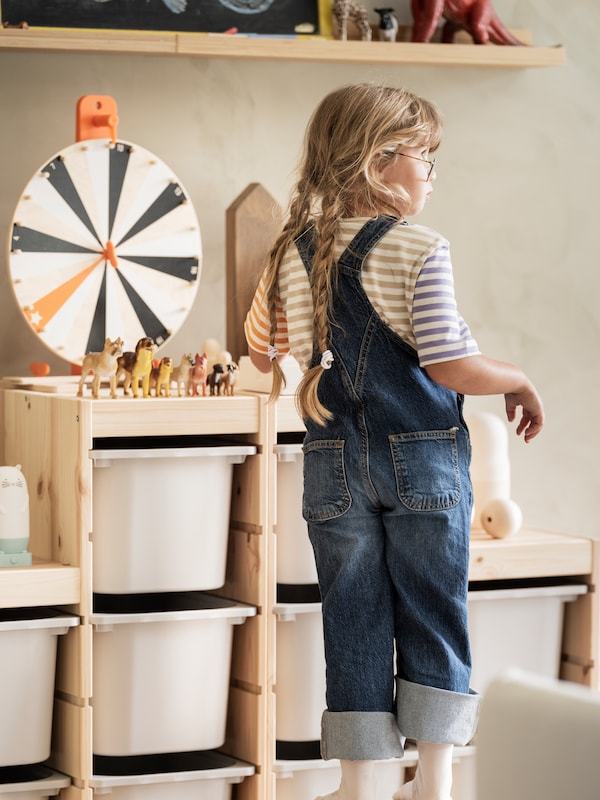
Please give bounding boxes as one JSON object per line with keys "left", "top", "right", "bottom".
{"left": 0, "top": 560, "right": 79, "bottom": 608}
{"left": 90, "top": 394, "right": 261, "bottom": 437}
{"left": 469, "top": 527, "right": 593, "bottom": 581}
{"left": 51, "top": 699, "right": 92, "bottom": 781}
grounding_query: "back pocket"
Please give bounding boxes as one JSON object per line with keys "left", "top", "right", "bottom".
{"left": 302, "top": 439, "right": 351, "bottom": 521}
{"left": 389, "top": 428, "right": 461, "bottom": 511}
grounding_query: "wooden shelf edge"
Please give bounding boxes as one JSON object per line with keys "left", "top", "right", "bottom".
{"left": 0, "top": 559, "right": 80, "bottom": 608}
{"left": 0, "top": 27, "right": 566, "bottom": 68}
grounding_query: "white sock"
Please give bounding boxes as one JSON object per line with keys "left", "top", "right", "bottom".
{"left": 316, "top": 760, "right": 377, "bottom": 800}
{"left": 393, "top": 742, "right": 453, "bottom": 800}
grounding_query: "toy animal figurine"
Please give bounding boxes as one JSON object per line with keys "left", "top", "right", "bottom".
{"left": 207, "top": 363, "right": 225, "bottom": 396}
{"left": 188, "top": 352, "right": 208, "bottom": 397}
{"left": 151, "top": 356, "right": 174, "bottom": 397}
{"left": 170, "top": 353, "right": 194, "bottom": 397}
{"left": 332, "top": 0, "right": 372, "bottom": 41}
{"left": 77, "top": 337, "right": 124, "bottom": 399}
{"left": 0, "top": 464, "right": 31, "bottom": 566}
{"left": 374, "top": 8, "right": 399, "bottom": 41}
{"left": 117, "top": 337, "right": 155, "bottom": 397}
{"left": 411, "top": 0, "right": 525, "bottom": 45}
{"left": 221, "top": 362, "right": 239, "bottom": 396}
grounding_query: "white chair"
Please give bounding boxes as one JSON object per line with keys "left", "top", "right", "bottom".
{"left": 476, "top": 668, "right": 600, "bottom": 800}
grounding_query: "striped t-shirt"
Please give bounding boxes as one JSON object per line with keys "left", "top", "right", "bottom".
{"left": 245, "top": 217, "right": 479, "bottom": 372}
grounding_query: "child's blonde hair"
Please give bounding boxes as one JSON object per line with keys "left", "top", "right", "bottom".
{"left": 265, "top": 83, "right": 443, "bottom": 425}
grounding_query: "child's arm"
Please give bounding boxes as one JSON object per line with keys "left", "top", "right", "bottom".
{"left": 425, "top": 355, "right": 545, "bottom": 442}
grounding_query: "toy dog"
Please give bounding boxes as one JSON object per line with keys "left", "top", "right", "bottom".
{"left": 170, "top": 353, "right": 194, "bottom": 397}
{"left": 188, "top": 352, "right": 208, "bottom": 397}
{"left": 151, "top": 356, "right": 174, "bottom": 397}
{"left": 117, "top": 337, "right": 155, "bottom": 397}
{"left": 207, "top": 362, "right": 225, "bottom": 396}
{"left": 77, "top": 337, "right": 124, "bottom": 399}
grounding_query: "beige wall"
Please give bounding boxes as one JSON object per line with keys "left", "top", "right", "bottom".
{"left": 1, "top": 0, "right": 598, "bottom": 540}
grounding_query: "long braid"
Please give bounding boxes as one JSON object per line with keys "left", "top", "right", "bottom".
{"left": 296, "top": 195, "right": 342, "bottom": 425}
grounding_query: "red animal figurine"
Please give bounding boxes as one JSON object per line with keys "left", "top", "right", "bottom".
{"left": 188, "top": 353, "right": 208, "bottom": 397}
{"left": 411, "top": 0, "right": 524, "bottom": 45}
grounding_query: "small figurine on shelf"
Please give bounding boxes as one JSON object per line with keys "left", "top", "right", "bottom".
{"left": 410, "top": 0, "right": 525, "bottom": 45}
{"left": 0, "top": 464, "right": 31, "bottom": 567}
{"left": 207, "top": 362, "right": 225, "bottom": 396}
{"left": 151, "top": 356, "right": 174, "bottom": 397}
{"left": 221, "top": 362, "right": 239, "bottom": 396}
{"left": 170, "top": 353, "right": 194, "bottom": 397}
{"left": 374, "top": 8, "right": 399, "bottom": 41}
{"left": 188, "top": 352, "right": 208, "bottom": 396}
{"left": 117, "top": 337, "right": 155, "bottom": 397}
{"left": 77, "top": 337, "right": 124, "bottom": 399}
{"left": 332, "top": 0, "right": 372, "bottom": 41}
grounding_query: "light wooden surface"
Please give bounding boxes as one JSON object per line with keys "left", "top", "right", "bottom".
{"left": 469, "top": 527, "right": 593, "bottom": 581}
{"left": 226, "top": 183, "right": 283, "bottom": 363}
{"left": 0, "top": 27, "right": 565, "bottom": 67}
{"left": 0, "top": 559, "right": 79, "bottom": 608}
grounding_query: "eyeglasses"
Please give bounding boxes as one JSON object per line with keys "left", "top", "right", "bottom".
{"left": 396, "top": 151, "right": 437, "bottom": 182}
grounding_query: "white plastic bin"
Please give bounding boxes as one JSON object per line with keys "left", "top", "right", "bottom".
{"left": 467, "top": 583, "right": 587, "bottom": 693}
{"left": 91, "top": 594, "right": 256, "bottom": 756}
{"left": 275, "top": 443, "right": 318, "bottom": 587}
{"left": 274, "top": 603, "right": 325, "bottom": 746}
{"left": 0, "top": 609, "right": 79, "bottom": 767}
{"left": 274, "top": 755, "right": 412, "bottom": 800}
{"left": 0, "top": 766, "right": 70, "bottom": 800}
{"left": 90, "top": 751, "right": 254, "bottom": 799}
{"left": 90, "top": 441, "right": 256, "bottom": 593}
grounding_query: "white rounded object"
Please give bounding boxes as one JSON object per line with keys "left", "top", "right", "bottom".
{"left": 481, "top": 498, "right": 523, "bottom": 539}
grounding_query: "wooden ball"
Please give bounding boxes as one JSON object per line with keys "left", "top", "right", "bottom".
{"left": 481, "top": 498, "right": 523, "bottom": 539}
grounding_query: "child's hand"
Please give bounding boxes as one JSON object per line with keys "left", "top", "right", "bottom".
{"left": 504, "top": 387, "right": 545, "bottom": 442}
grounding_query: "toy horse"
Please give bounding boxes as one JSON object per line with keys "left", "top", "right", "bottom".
{"left": 332, "top": 0, "right": 372, "bottom": 41}
{"left": 77, "top": 337, "right": 123, "bottom": 399}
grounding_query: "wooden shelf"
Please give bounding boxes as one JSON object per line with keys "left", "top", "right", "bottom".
{"left": 469, "top": 527, "right": 593, "bottom": 581}
{"left": 0, "top": 558, "right": 80, "bottom": 609}
{"left": 0, "top": 27, "right": 566, "bottom": 68}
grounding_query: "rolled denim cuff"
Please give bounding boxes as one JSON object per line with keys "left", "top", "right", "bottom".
{"left": 395, "top": 677, "right": 481, "bottom": 745}
{"left": 321, "top": 710, "right": 405, "bottom": 761}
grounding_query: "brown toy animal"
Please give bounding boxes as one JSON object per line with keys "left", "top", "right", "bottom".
{"left": 411, "top": 0, "right": 524, "bottom": 45}
{"left": 116, "top": 337, "right": 155, "bottom": 397}
{"left": 188, "top": 353, "right": 208, "bottom": 397}
{"left": 221, "top": 362, "right": 239, "bottom": 397}
{"left": 207, "top": 362, "right": 225, "bottom": 396}
{"left": 77, "top": 337, "right": 124, "bottom": 399}
{"left": 151, "top": 356, "right": 174, "bottom": 397}
{"left": 170, "top": 353, "right": 194, "bottom": 397}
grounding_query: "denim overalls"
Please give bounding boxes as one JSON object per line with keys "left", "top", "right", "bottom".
{"left": 296, "top": 216, "right": 480, "bottom": 761}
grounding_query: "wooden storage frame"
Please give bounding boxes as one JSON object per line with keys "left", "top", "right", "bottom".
{"left": 0, "top": 382, "right": 600, "bottom": 800}
{"left": 1, "top": 388, "right": 269, "bottom": 800}
{"left": 0, "top": 385, "right": 597, "bottom": 800}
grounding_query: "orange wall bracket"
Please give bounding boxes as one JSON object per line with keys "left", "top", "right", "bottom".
{"left": 76, "top": 95, "right": 119, "bottom": 143}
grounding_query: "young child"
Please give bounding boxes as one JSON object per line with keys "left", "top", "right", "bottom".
{"left": 245, "top": 83, "right": 544, "bottom": 800}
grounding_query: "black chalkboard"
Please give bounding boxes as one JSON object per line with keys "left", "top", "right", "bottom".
{"left": 1, "top": 0, "right": 323, "bottom": 36}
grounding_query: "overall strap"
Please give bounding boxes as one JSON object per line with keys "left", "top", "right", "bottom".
{"left": 294, "top": 215, "right": 400, "bottom": 276}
